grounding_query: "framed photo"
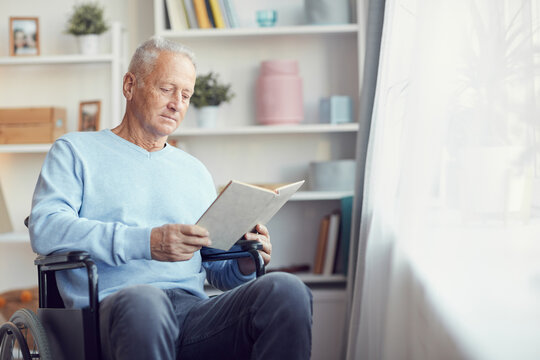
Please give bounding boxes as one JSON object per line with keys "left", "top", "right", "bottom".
{"left": 79, "top": 101, "right": 101, "bottom": 132}
{"left": 9, "top": 17, "right": 40, "bottom": 56}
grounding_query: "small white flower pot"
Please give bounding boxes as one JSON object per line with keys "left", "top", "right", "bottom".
{"left": 197, "top": 106, "right": 219, "bottom": 128}
{"left": 77, "top": 34, "right": 99, "bottom": 55}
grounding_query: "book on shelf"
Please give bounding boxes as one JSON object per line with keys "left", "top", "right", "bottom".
{"left": 314, "top": 209, "right": 347, "bottom": 275}
{"left": 221, "top": 0, "right": 239, "bottom": 28}
{"left": 0, "top": 181, "right": 12, "bottom": 234}
{"left": 313, "top": 214, "right": 330, "bottom": 274}
{"left": 197, "top": 180, "right": 305, "bottom": 250}
{"left": 218, "top": 0, "right": 231, "bottom": 27}
{"left": 163, "top": 0, "right": 172, "bottom": 29}
{"left": 204, "top": 0, "right": 216, "bottom": 27}
{"left": 323, "top": 212, "right": 341, "bottom": 275}
{"left": 208, "top": 0, "right": 226, "bottom": 28}
{"left": 334, "top": 195, "right": 353, "bottom": 275}
{"left": 165, "top": 0, "right": 189, "bottom": 30}
{"left": 183, "top": 0, "right": 199, "bottom": 28}
{"left": 192, "top": 0, "right": 213, "bottom": 28}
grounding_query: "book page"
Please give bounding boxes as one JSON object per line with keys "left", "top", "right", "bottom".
{"left": 196, "top": 180, "right": 304, "bottom": 250}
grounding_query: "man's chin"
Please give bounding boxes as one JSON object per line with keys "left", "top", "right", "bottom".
{"left": 157, "top": 119, "right": 181, "bottom": 136}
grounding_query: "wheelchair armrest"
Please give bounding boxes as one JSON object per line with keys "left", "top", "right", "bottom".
{"left": 35, "top": 250, "right": 92, "bottom": 268}
{"left": 201, "top": 240, "right": 265, "bottom": 277}
{"left": 34, "top": 251, "right": 99, "bottom": 316}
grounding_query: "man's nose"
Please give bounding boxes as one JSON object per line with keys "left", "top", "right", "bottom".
{"left": 168, "top": 92, "right": 181, "bottom": 112}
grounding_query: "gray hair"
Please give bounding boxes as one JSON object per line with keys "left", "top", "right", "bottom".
{"left": 128, "top": 36, "right": 196, "bottom": 87}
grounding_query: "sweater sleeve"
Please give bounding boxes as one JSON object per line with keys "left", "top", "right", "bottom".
{"left": 29, "top": 139, "right": 151, "bottom": 266}
{"left": 202, "top": 245, "right": 256, "bottom": 290}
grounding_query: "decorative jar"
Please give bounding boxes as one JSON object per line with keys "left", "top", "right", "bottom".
{"left": 256, "top": 60, "right": 303, "bottom": 125}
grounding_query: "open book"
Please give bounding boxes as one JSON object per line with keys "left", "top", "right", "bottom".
{"left": 196, "top": 180, "right": 305, "bottom": 250}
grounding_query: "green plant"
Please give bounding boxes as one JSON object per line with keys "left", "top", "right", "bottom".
{"left": 66, "top": 2, "right": 109, "bottom": 35}
{"left": 191, "top": 72, "right": 235, "bottom": 108}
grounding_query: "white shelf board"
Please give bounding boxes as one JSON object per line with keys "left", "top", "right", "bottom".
{"left": 294, "top": 273, "right": 347, "bottom": 285}
{"left": 0, "top": 144, "right": 52, "bottom": 153}
{"left": 291, "top": 191, "right": 354, "bottom": 201}
{"left": 0, "top": 232, "right": 29, "bottom": 243}
{"left": 158, "top": 24, "right": 359, "bottom": 38}
{"left": 0, "top": 54, "right": 115, "bottom": 66}
{"left": 172, "top": 123, "right": 358, "bottom": 136}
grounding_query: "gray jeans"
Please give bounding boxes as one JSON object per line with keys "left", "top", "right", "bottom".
{"left": 99, "top": 272, "right": 313, "bottom": 359}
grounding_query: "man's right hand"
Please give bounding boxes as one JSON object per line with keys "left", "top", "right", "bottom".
{"left": 150, "top": 224, "right": 211, "bottom": 262}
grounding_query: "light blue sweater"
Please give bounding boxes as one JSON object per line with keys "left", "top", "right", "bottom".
{"left": 29, "top": 130, "right": 253, "bottom": 308}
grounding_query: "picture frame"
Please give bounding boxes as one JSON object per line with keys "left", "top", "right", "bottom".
{"left": 9, "top": 17, "right": 40, "bottom": 56}
{"left": 79, "top": 101, "right": 101, "bottom": 132}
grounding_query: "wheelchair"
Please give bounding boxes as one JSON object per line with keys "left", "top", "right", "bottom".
{"left": 0, "top": 219, "right": 265, "bottom": 360}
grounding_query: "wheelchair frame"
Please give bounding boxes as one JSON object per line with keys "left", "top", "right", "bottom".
{"left": 0, "top": 240, "right": 264, "bottom": 360}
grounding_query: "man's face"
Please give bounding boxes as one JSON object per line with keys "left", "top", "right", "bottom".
{"left": 128, "top": 51, "right": 196, "bottom": 138}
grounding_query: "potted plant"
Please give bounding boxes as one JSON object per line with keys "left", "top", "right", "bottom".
{"left": 191, "top": 72, "right": 235, "bottom": 128}
{"left": 65, "top": 2, "right": 109, "bottom": 55}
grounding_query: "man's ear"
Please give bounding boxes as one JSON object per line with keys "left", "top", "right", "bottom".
{"left": 123, "top": 72, "right": 136, "bottom": 100}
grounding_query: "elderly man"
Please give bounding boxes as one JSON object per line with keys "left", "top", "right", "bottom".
{"left": 29, "top": 37, "right": 312, "bottom": 360}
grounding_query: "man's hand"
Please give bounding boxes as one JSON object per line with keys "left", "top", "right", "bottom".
{"left": 238, "top": 224, "right": 272, "bottom": 275}
{"left": 150, "top": 224, "right": 211, "bottom": 262}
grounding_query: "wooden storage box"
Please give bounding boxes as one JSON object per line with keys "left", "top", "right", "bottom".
{"left": 0, "top": 107, "right": 66, "bottom": 144}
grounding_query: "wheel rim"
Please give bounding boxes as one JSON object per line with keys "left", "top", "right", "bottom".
{"left": 0, "top": 322, "right": 32, "bottom": 360}
{"left": 8, "top": 309, "right": 51, "bottom": 360}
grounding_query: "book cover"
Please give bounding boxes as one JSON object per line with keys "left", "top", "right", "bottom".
{"left": 197, "top": 180, "right": 305, "bottom": 250}
{"left": 218, "top": 0, "right": 230, "bottom": 27}
{"left": 323, "top": 212, "right": 341, "bottom": 275}
{"left": 0, "top": 181, "right": 13, "bottom": 234}
{"left": 183, "top": 0, "right": 199, "bottom": 28}
{"left": 313, "top": 215, "right": 330, "bottom": 274}
{"left": 166, "top": 0, "right": 189, "bottom": 30}
{"left": 204, "top": 0, "right": 216, "bottom": 27}
{"left": 208, "top": 0, "right": 226, "bottom": 28}
{"left": 192, "top": 0, "right": 212, "bottom": 28}
{"left": 334, "top": 195, "right": 353, "bottom": 275}
{"left": 163, "top": 0, "right": 172, "bottom": 29}
{"left": 221, "top": 0, "right": 239, "bottom": 28}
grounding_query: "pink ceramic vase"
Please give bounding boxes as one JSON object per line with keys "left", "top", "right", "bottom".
{"left": 256, "top": 60, "right": 303, "bottom": 125}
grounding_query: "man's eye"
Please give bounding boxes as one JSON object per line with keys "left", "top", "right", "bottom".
{"left": 161, "top": 88, "right": 171, "bottom": 93}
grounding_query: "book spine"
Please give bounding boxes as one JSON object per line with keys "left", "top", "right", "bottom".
{"left": 178, "top": 0, "right": 191, "bottom": 29}
{"left": 204, "top": 0, "right": 216, "bottom": 27}
{"left": 166, "top": 0, "right": 189, "bottom": 30}
{"left": 313, "top": 215, "right": 330, "bottom": 274}
{"left": 209, "top": 0, "right": 226, "bottom": 28}
{"left": 333, "top": 196, "right": 353, "bottom": 275}
{"left": 183, "top": 0, "right": 199, "bottom": 28}
{"left": 218, "top": 0, "right": 230, "bottom": 28}
{"left": 163, "top": 0, "right": 172, "bottom": 29}
{"left": 192, "top": 0, "right": 212, "bottom": 28}
{"left": 323, "top": 212, "right": 341, "bottom": 275}
{"left": 222, "top": 0, "right": 238, "bottom": 28}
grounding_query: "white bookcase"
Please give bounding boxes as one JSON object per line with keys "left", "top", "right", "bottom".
{"left": 154, "top": 0, "right": 363, "bottom": 281}
{"left": 0, "top": 23, "right": 127, "bottom": 291}
{"left": 154, "top": 1, "right": 364, "bottom": 357}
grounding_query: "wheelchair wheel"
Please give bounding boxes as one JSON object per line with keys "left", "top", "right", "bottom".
{"left": 0, "top": 309, "right": 51, "bottom": 360}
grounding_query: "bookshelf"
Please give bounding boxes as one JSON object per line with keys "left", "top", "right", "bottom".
{"left": 154, "top": 0, "right": 364, "bottom": 357}
{"left": 0, "top": 23, "right": 127, "bottom": 294}
{"left": 154, "top": 0, "right": 361, "bottom": 275}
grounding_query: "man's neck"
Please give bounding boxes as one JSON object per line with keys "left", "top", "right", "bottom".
{"left": 112, "top": 117, "right": 167, "bottom": 152}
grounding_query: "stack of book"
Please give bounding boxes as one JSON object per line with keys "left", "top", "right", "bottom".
{"left": 164, "top": 0, "right": 239, "bottom": 30}
{"left": 313, "top": 196, "right": 353, "bottom": 276}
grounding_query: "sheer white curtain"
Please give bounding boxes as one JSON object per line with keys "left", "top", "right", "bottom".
{"left": 347, "top": 0, "right": 540, "bottom": 359}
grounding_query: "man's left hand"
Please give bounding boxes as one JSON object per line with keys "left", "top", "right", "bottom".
{"left": 238, "top": 224, "right": 271, "bottom": 275}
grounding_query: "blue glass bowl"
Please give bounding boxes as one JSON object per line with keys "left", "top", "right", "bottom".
{"left": 256, "top": 10, "right": 277, "bottom": 27}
